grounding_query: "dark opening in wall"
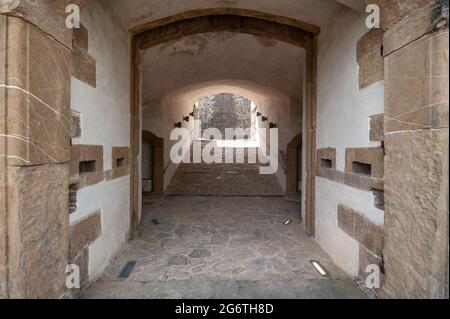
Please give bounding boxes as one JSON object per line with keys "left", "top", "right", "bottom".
{"left": 352, "top": 161, "right": 372, "bottom": 176}
{"left": 321, "top": 159, "right": 333, "bottom": 169}
{"left": 116, "top": 158, "right": 126, "bottom": 167}
{"left": 79, "top": 160, "right": 96, "bottom": 174}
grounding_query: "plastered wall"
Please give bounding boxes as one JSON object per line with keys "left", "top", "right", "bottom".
{"left": 313, "top": 7, "right": 384, "bottom": 276}
{"left": 70, "top": 1, "right": 131, "bottom": 280}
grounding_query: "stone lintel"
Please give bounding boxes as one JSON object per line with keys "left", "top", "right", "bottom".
{"left": 337, "top": 204, "right": 384, "bottom": 256}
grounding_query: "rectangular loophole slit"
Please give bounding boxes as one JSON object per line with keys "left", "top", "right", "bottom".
{"left": 321, "top": 159, "right": 332, "bottom": 169}
{"left": 352, "top": 161, "right": 372, "bottom": 176}
{"left": 116, "top": 157, "right": 126, "bottom": 167}
{"left": 79, "top": 160, "right": 96, "bottom": 174}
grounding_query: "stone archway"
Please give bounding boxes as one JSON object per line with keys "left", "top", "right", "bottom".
{"left": 130, "top": 9, "right": 318, "bottom": 237}
{"left": 142, "top": 131, "right": 164, "bottom": 194}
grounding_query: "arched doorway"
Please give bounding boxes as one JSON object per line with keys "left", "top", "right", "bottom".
{"left": 141, "top": 131, "right": 164, "bottom": 194}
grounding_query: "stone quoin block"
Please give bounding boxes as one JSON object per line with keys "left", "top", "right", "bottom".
{"left": 369, "top": 113, "right": 384, "bottom": 142}
{"left": 337, "top": 204, "right": 384, "bottom": 256}
{"left": 2, "top": 17, "right": 71, "bottom": 166}
{"left": 385, "top": 30, "right": 449, "bottom": 132}
{"left": 357, "top": 28, "right": 384, "bottom": 89}
{"left": 69, "top": 210, "right": 102, "bottom": 260}
{"left": 345, "top": 147, "right": 384, "bottom": 178}
{"left": 106, "top": 147, "right": 131, "bottom": 180}
{"left": 383, "top": 129, "right": 449, "bottom": 299}
{"left": 69, "top": 144, "right": 104, "bottom": 188}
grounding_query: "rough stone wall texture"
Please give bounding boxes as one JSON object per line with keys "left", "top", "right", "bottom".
{"left": 383, "top": 129, "right": 449, "bottom": 299}
{"left": 5, "top": 164, "right": 69, "bottom": 299}
{"left": 1, "top": 9, "right": 72, "bottom": 299}
{"left": 199, "top": 93, "right": 252, "bottom": 138}
{"left": 381, "top": 0, "right": 449, "bottom": 299}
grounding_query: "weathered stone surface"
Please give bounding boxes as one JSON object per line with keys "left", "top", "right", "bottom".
{"left": 199, "top": 93, "right": 252, "bottom": 138}
{"left": 316, "top": 148, "right": 336, "bottom": 170}
{"left": 357, "top": 28, "right": 384, "bottom": 89}
{"left": 71, "top": 43, "right": 97, "bottom": 88}
{"left": 382, "top": 1, "right": 448, "bottom": 55}
{"left": 385, "top": 29, "right": 449, "bottom": 132}
{"left": 70, "top": 111, "right": 81, "bottom": 139}
{"left": 69, "top": 144, "right": 104, "bottom": 187}
{"left": 73, "top": 23, "right": 89, "bottom": 51}
{"left": 2, "top": 0, "right": 89, "bottom": 49}
{"left": 3, "top": 17, "right": 71, "bottom": 166}
{"left": 337, "top": 204, "right": 384, "bottom": 256}
{"left": 369, "top": 113, "right": 384, "bottom": 142}
{"left": 189, "top": 249, "right": 212, "bottom": 259}
{"left": 383, "top": 129, "right": 449, "bottom": 299}
{"left": 5, "top": 164, "right": 69, "bottom": 299}
{"left": 69, "top": 210, "right": 102, "bottom": 260}
{"left": 368, "top": 0, "right": 435, "bottom": 31}
{"left": 345, "top": 148, "right": 384, "bottom": 178}
{"left": 70, "top": 247, "right": 89, "bottom": 289}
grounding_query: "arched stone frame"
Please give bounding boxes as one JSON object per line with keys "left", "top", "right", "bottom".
{"left": 286, "top": 134, "right": 302, "bottom": 195}
{"left": 129, "top": 9, "right": 319, "bottom": 237}
{"left": 142, "top": 131, "right": 164, "bottom": 195}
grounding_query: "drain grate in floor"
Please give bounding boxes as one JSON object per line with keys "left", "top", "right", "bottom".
{"left": 119, "top": 261, "right": 137, "bottom": 278}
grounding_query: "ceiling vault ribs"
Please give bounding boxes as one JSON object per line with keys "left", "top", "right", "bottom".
{"left": 133, "top": 8, "right": 319, "bottom": 50}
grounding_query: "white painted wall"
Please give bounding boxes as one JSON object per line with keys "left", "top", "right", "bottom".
{"left": 70, "top": 1, "right": 131, "bottom": 280}
{"left": 313, "top": 6, "right": 384, "bottom": 276}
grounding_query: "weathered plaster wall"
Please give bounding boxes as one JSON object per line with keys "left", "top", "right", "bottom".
{"left": 70, "top": 1, "right": 131, "bottom": 280}
{"left": 314, "top": 7, "right": 384, "bottom": 276}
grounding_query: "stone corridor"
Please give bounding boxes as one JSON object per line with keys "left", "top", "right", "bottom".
{"left": 80, "top": 161, "right": 367, "bottom": 299}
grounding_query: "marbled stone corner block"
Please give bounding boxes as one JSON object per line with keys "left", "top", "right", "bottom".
{"left": 357, "top": 28, "right": 384, "bottom": 89}
{"left": 5, "top": 164, "right": 69, "bottom": 299}
{"left": 3, "top": 17, "right": 71, "bottom": 166}
{"left": 337, "top": 204, "right": 384, "bottom": 256}
{"left": 70, "top": 111, "right": 81, "bottom": 139}
{"left": 383, "top": 129, "right": 449, "bottom": 299}
{"left": 385, "top": 29, "right": 449, "bottom": 133}
{"left": 367, "top": 0, "right": 435, "bottom": 31}
{"left": 69, "top": 210, "right": 102, "bottom": 260}
{"left": 345, "top": 147, "right": 384, "bottom": 178}
{"left": 382, "top": 1, "right": 448, "bottom": 55}
{"left": 369, "top": 114, "right": 384, "bottom": 142}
